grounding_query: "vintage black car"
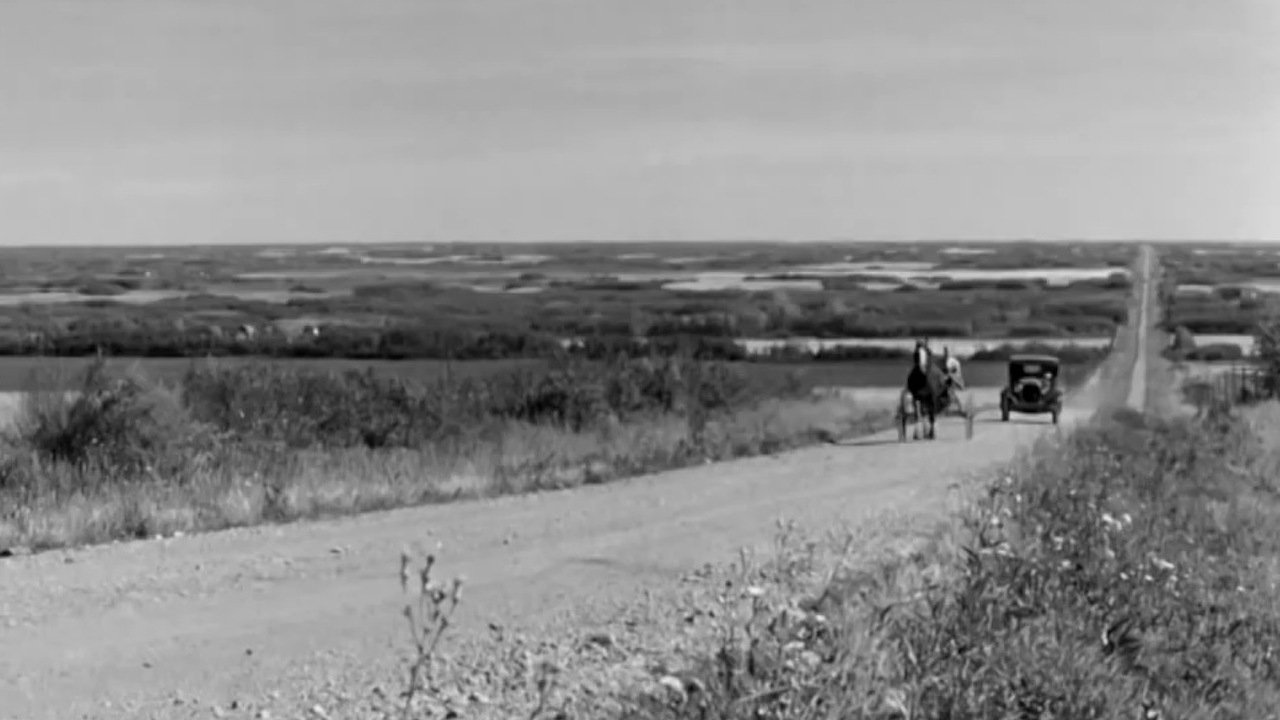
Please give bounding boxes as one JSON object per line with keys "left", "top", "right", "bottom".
{"left": 999, "top": 353, "right": 1063, "bottom": 424}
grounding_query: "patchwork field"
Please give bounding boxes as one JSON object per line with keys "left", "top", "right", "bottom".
{"left": 1155, "top": 241, "right": 1280, "bottom": 361}
{"left": 0, "top": 240, "right": 1134, "bottom": 363}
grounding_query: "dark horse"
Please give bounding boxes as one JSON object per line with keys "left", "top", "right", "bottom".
{"left": 904, "top": 340, "right": 949, "bottom": 440}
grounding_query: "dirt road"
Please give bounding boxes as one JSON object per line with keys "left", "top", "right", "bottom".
{"left": 0, "top": 249, "right": 1153, "bottom": 720}
{"left": 1126, "top": 244, "right": 1156, "bottom": 411}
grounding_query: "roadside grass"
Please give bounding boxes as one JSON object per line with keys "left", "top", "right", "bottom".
{"left": 0, "top": 356, "right": 889, "bottom": 552}
{"left": 618, "top": 406, "right": 1280, "bottom": 719}
{"left": 380, "top": 403, "right": 1280, "bottom": 720}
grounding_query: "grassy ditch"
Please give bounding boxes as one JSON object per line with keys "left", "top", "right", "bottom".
{"left": 0, "top": 355, "right": 889, "bottom": 552}
{"left": 624, "top": 407, "right": 1280, "bottom": 719}
{"left": 382, "top": 404, "right": 1280, "bottom": 719}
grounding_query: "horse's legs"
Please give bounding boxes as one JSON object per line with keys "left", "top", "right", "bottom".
{"left": 927, "top": 397, "right": 938, "bottom": 439}
{"left": 912, "top": 398, "right": 922, "bottom": 440}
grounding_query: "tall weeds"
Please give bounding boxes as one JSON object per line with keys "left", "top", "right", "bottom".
{"left": 0, "top": 353, "right": 865, "bottom": 551}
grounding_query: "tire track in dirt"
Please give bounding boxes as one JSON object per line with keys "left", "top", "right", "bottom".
{"left": 0, "top": 251, "right": 1153, "bottom": 720}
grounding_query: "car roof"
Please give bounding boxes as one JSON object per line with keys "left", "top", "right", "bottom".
{"left": 1009, "top": 353, "right": 1061, "bottom": 365}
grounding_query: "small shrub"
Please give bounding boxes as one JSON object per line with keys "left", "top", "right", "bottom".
{"left": 6, "top": 357, "right": 218, "bottom": 491}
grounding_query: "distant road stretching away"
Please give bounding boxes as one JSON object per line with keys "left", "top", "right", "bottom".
{"left": 1126, "top": 244, "right": 1155, "bottom": 411}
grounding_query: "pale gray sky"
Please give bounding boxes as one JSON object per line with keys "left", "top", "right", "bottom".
{"left": 1, "top": 0, "right": 1277, "bottom": 246}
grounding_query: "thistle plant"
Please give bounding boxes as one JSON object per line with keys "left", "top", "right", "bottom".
{"left": 397, "top": 550, "right": 464, "bottom": 719}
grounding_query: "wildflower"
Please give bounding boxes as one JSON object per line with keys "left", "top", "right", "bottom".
{"left": 1150, "top": 556, "right": 1175, "bottom": 572}
{"left": 745, "top": 586, "right": 765, "bottom": 598}
{"left": 657, "top": 675, "right": 687, "bottom": 704}
{"left": 883, "top": 687, "right": 909, "bottom": 717}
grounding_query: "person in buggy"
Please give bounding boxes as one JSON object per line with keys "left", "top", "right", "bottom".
{"left": 940, "top": 346, "right": 965, "bottom": 413}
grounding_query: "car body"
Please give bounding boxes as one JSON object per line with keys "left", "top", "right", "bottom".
{"left": 999, "top": 353, "right": 1063, "bottom": 423}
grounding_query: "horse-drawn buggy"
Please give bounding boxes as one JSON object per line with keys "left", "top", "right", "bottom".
{"left": 895, "top": 341, "right": 976, "bottom": 442}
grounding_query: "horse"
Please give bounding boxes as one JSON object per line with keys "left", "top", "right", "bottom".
{"left": 904, "top": 340, "right": 950, "bottom": 440}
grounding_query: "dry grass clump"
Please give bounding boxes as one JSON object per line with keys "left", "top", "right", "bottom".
{"left": 384, "top": 403, "right": 1280, "bottom": 719}
{"left": 0, "top": 355, "right": 887, "bottom": 552}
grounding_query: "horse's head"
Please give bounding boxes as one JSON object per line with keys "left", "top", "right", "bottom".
{"left": 913, "top": 342, "right": 930, "bottom": 373}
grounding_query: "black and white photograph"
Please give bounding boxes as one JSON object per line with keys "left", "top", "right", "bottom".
{"left": 0, "top": 1, "right": 1276, "bottom": 718}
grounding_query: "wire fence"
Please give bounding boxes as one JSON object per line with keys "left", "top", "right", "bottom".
{"left": 1182, "top": 362, "right": 1276, "bottom": 417}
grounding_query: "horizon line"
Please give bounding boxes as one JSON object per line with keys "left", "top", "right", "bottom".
{"left": 0, "top": 237, "right": 1274, "bottom": 251}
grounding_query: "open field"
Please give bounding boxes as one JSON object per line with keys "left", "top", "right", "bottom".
{"left": 1152, "top": 240, "right": 1280, "bottom": 361}
{"left": 0, "top": 241, "right": 1134, "bottom": 362}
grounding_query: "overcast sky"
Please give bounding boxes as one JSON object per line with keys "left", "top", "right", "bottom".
{"left": 1, "top": 0, "right": 1277, "bottom": 246}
